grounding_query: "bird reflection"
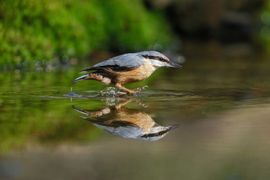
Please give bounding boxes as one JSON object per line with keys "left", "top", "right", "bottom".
{"left": 73, "top": 98, "right": 176, "bottom": 141}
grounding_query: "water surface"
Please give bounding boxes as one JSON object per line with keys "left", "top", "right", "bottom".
{"left": 1, "top": 46, "right": 270, "bottom": 179}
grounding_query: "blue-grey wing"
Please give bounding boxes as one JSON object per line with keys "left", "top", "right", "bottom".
{"left": 82, "top": 53, "right": 144, "bottom": 71}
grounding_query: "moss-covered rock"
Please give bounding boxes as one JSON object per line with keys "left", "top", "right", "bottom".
{"left": 0, "top": 0, "right": 172, "bottom": 68}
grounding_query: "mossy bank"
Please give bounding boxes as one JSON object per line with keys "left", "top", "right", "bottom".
{"left": 0, "top": 0, "right": 172, "bottom": 69}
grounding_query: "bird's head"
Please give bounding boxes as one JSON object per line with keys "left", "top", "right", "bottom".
{"left": 139, "top": 51, "right": 181, "bottom": 68}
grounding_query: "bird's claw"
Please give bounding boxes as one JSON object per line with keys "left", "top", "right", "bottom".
{"left": 100, "top": 87, "right": 124, "bottom": 97}
{"left": 100, "top": 85, "right": 148, "bottom": 97}
{"left": 133, "top": 85, "right": 148, "bottom": 95}
{"left": 136, "top": 85, "right": 148, "bottom": 91}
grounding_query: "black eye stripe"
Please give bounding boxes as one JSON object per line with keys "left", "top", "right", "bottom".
{"left": 142, "top": 55, "right": 169, "bottom": 63}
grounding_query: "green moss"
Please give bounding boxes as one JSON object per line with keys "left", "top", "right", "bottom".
{"left": 0, "top": 0, "right": 172, "bottom": 67}
{"left": 99, "top": 0, "right": 171, "bottom": 51}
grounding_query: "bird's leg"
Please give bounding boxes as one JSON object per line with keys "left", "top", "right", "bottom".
{"left": 115, "top": 83, "right": 136, "bottom": 95}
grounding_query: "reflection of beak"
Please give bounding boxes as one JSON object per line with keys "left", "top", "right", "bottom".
{"left": 168, "top": 61, "right": 182, "bottom": 68}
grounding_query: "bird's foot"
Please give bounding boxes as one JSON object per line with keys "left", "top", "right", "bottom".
{"left": 134, "top": 85, "right": 148, "bottom": 93}
{"left": 100, "top": 87, "right": 125, "bottom": 97}
{"left": 121, "top": 89, "right": 137, "bottom": 96}
{"left": 100, "top": 86, "right": 147, "bottom": 97}
{"left": 115, "top": 83, "right": 135, "bottom": 96}
{"left": 123, "top": 85, "right": 148, "bottom": 96}
{"left": 119, "top": 86, "right": 148, "bottom": 96}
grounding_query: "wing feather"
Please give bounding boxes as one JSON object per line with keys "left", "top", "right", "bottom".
{"left": 82, "top": 53, "right": 144, "bottom": 72}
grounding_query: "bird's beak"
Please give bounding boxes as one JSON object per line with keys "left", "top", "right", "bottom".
{"left": 168, "top": 61, "right": 182, "bottom": 68}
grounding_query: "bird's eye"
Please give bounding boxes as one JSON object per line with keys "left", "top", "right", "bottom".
{"left": 142, "top": 55, "right": 149, "bottom": 59}
{"left": 142, "top": 55, "right": 169, "bottom": 63}
{"left": 158, "top": 57, "right": 169, "bottom": 63}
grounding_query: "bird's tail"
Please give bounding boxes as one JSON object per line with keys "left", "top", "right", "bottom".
{"left": 72, "top": 105, "right": 89, "bottom": 116}
{"left": 73, "top": 74, "right": 90, "bottom": 83}
{"left": 74, "top": 73, "right": 111, "bottom": 85}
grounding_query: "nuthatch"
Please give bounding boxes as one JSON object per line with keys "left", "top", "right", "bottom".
{"left": 73, "top": 98, "right": 176, "bottom": 141}
{"left": 74, "top": 51, "right": 180, "bottom": 94}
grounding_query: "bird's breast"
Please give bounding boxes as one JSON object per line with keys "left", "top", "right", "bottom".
{"left": 115, "top": 61, "right": 156, "bottom": 84}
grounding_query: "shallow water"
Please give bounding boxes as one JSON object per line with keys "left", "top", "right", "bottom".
{"left": 1, "top": 45, "right": 270, "bottom": 179}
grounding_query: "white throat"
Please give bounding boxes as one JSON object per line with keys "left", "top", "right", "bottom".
{"left": 141, "top": 59, "right": 158, "bottom": 78}
{"left": 150, "top": 59, "right": 167, "bottom": 67}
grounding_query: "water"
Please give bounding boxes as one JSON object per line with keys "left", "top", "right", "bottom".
{"left": 1, "top": 45, "right": 270, "bottom": 179}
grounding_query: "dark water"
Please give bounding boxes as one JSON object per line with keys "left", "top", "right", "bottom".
{"left": 1, "top": 44, "right": 270, "bottom": 179}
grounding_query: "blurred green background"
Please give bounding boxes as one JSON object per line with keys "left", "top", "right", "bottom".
{"left": 0, "top": 0, "right": 172, "bottom": 68}
{"left": 1, "top": 0, "right": 270, "bottom": 68}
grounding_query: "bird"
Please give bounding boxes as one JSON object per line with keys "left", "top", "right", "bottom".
{"left": 73, "top": 98, "right": 177, "bottom": 141}
{"left": 74, "top": 51, "right": 181, "bottom": 94}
